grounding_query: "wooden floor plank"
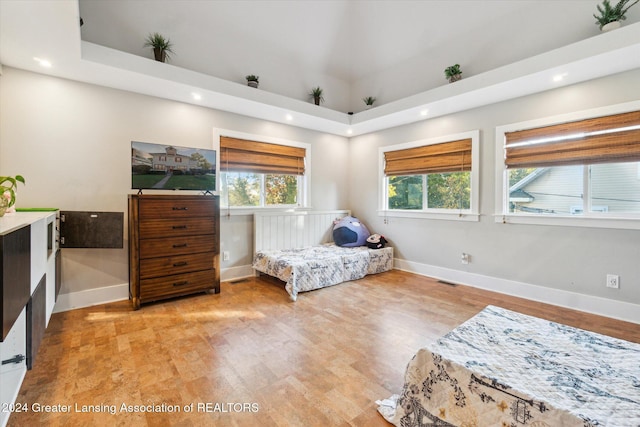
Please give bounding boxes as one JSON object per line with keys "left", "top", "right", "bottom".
{"left": 8, "top": 270, "right": 640, "bottom": 426}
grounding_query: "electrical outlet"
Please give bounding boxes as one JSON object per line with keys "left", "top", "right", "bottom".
{"left": 606, "top": 274, "right": 619, "bottom": 289}
{"left": 223, "top": 251, "right": 230, "bottom": 261}
{"left": 461, "top": 253, "right": 470, "bottom": 265}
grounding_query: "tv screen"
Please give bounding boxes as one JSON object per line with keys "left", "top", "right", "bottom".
{"left": 131, "top": 141, "right": 216, "bottom": 191}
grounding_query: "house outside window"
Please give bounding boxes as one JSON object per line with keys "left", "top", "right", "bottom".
{"left": 379, "top": 130, "right": 479, "bottom": 221}
{"left": 217, "top": 133, "right": 310, "bottom": 210}
{"left": 496, "top": 102, "right": 640, "bottom": 229}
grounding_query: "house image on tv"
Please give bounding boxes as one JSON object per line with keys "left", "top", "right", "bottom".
{"left": 132, "top": 145, "right": 200, "bottom": 172}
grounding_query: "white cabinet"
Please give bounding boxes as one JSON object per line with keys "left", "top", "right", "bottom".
{"left": 0, "top": 211, "right": 58, "bottom": 427}
{"left": 0, "top": 308, "right": 27, "bottom": 427}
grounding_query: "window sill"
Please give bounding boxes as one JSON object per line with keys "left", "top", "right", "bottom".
{"left": 495, "top": 213, "right": 640, "bottom": 230}
{"left": 220, "top": 206, "right": 311, "bottom": 217}
{"left": 378, "top": 210, "right": 479, "bottom": 222}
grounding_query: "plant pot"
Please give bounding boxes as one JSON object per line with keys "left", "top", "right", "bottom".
{"left": 448, "top": 74, "right": 462, "bottom": 83}
{"left": 153, "top": 47, "right": 167, "bottom": 62}
{"left": 314, "top": 96, "right": 320, "bottom": 106}
{"left": 601, "top": 21, "right": 621, "bottom": 32}
{"left": 247, "top": 81, "right": 258, "bottom": 88}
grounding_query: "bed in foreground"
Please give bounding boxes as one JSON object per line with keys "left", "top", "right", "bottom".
{"left": 252, "top": 210, "right": 393, "bottom": 301}
{"left": 378, "top": 305, "right": 640, "bottom": 426}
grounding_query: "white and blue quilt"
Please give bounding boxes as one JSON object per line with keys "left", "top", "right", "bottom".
{"left": 378, "top": 305, "right": 640, "bottom": 426}
{"left": 252, "top": 243, "right": 393, "bottom": 301}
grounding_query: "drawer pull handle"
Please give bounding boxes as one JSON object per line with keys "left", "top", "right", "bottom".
{"left": 173, "top": 281, "right": 189, "bottom": 287}
{"left": 173, "top": 243, "right": 188, "bottom": 248}
{"left": 172, "top": 207, "right": 189, "bottom": 211}
{"left": 173, "top": 261, "right": 188, "bottom": 267}
{"left": 2, "top": 354, "right": 26, "bottom": 365}
{"left": 172, "top": 225, "right": 187, "bottom": 229}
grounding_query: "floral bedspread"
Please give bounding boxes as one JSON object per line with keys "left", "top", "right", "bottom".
{"left": 378, "top": 305, "right": 640, "bottom": 427}
{"left": 252, "top": 244, "right": 393, "bottom": 301}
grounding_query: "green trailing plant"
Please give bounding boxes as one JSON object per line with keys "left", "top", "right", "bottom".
{"left": 444, "top": 64, "right": 462, "bottom": 83}
{"left": 0, "top": 175, "right": 25, "bottom": 209}
{"left": 309, "top": 86, "right": 324, "bottom": 105}
{"left": 144, "top": 32, "right": 174, "bottom": 62}
{"left": 363, "top": 96, "right": 376, "bottom": 106}
{"left": 594, "top": 0, "right": 639, "bottom": 29}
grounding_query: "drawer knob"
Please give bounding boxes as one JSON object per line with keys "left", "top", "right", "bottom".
{"left": 173, "top": 243, "right": 188, "bottom": 248}
{"left": 172, "top": 225, "right": 187, "bottom": 229}
{"left": 173, "top": 281, "right": 189, "bottom": 287}
{"left": 172, "top": 207, "right": 189, "bottom": 211}
{"left": 173, "top": 261, "right": 188, "bottom": 267}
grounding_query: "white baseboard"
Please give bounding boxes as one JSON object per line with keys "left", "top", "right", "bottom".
{"left": 394, "top": 258, "right": 640, "bottom": 325}
{"left": 53, "top": 265, "right": 255, "bottom": 312}
{"left": 221, "top": 265, "right": 256, "bottom": 282}
{"left": 52, "top": 262, "right": 640, "bottom": 325}
{"left": 53, "top": 283, "right": 129, "bottom": 313}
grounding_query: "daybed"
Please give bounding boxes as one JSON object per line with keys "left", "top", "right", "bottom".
{"left": 378, "top": 305, "right": 640, "bottom": 426}
{"left": 252, "top": 210, "right": 393, "bottom": 301}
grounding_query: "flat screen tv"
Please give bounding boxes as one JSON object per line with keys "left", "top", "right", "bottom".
{"left": 131, "top": 141, "right": 216, "bottom": 191}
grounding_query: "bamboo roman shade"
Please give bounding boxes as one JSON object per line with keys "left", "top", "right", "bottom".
{"left": 505, "top": 110, "right": 640, "bottom": 169}
{"left": 384, "top": 138, "right": 472, "bottom": 176}
{"left": 220, "top": 136, "right": 306, "bottom": 175}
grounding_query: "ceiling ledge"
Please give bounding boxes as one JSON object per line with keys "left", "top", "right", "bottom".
{"left": 79, "top": 23, "right": 640, "bottom": 137}
{"left": 2, "top": 0, "right": 639, "bottom": 138}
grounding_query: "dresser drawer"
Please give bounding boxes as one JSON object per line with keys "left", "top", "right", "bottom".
{"left": 139, "top": 252, "right": 215, "bottom": 279}
{"left": 140, "top": 236, "right": 217, "bottom": 259}
{"left": 140, "top": 270, "right": 216, "bottom": 302}
{"left": 138, "top": 198, "right": 216, "bottom": 220}
{"left": 139, "top": 218, "right": 215, "bottom": 239}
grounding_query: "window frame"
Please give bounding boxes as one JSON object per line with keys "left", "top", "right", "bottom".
{"left": 494, "top": 100, "right": 640, "bottom": 230}
{"left": 214, "top": 129, "right": 311, "bottom": 215}
{"left": 378, "top": 130, "right": 480, "bottom": 221}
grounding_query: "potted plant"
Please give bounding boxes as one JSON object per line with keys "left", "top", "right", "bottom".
{"left": 363, "top": 96, "right": 376, "bottom": 109}
{"left": 444, "top": 64, "right": 462, "bottom": 83}
{"left": 246, "top": 75, "right": 259, "bottom": 88}
{"left": 594, "top": 0, "right": 639, "bottom": 31}
{"left": 144, "top": 32, "right": 174, "bottom": 63}
{"left": 0, "top": 175, "right": 25, "bottom": 216}
{"left": 309, "top": 86, "right": 324, "bottom": 105}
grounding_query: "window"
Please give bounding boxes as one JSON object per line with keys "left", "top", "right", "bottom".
{"left": 218, "top": 134, "right": 309, "bottom": 209}
{"left": 496, "top": 103, "right": 640, "bottom": 228}
{"left": 379, "top": 131, "right": 479, "bottom": 220}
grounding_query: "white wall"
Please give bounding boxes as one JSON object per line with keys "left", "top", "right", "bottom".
{"left": 0, "top": 67, "right": 350, "bottom": 298}
{"left": 3, "top": 65, "right": 640, "bottom": 321}
{"left": 349, "top": 68, "right": 640, "bottom": 314}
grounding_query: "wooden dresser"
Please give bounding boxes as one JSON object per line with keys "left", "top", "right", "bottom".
{"left": 128, "top": 194, "right": 220, "bottom": 309}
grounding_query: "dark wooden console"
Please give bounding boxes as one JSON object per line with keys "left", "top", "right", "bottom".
{"left": 128, "top": 194, "right": 220, "bottom": 309}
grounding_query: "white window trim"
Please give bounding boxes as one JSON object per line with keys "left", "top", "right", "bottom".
{"left": 213, "top": 128, "right": 311, "bottom": 214}
{"left": 494, "top": 100, "right": 640, "bottom": 230}
{"left": 378, "top": 130, "right": 480, "bottom": 222}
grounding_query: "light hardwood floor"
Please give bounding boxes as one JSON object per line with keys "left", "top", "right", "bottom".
{"left": 8, "top": 270, "right": 640, "bottom": 426}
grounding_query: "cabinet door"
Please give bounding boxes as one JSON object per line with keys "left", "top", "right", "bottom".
{"left": 1, "top": 226, "right": 31, "bottom": 341}
{"left": 0, "top": 308, "right": 27, "bottom": 427}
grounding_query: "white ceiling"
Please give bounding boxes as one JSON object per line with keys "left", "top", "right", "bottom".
{"left": 2, "top": 0, "right": 640, "bottom": 136}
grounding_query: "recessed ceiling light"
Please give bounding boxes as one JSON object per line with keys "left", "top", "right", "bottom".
{"left": 420, "top": 109, "right": 429, "bottom": 116}
{"left": 285, "top": 114, "right": 293, "bottom": 121}
{"left": 33, "top": 57, "right": 52, "bottom": 68}
{"left": 346, "top": 129, "right": 353, "bottom": 135}
{"left": 191, "top": 92, "right": 202, "bottom": 100}
{"left": 553, "top": 73, "right": 568, "bottom": 82}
